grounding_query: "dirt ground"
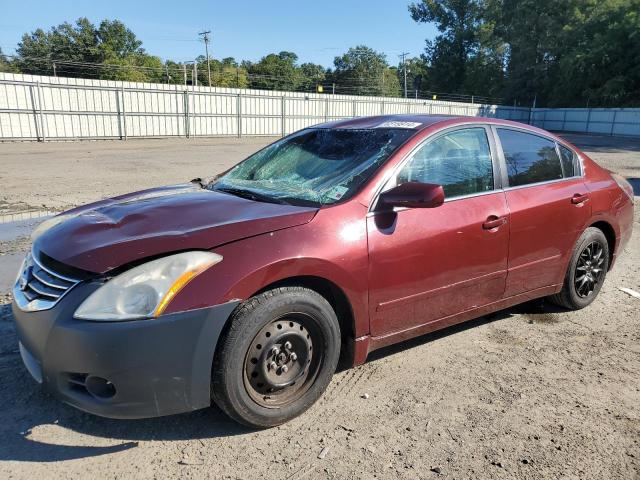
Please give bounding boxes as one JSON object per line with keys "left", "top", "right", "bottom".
{"left": 0, "top": 133, "right": 638, "bottom": 479}
{"left": 0, "top": 136, "right": 275, "bottom": 216}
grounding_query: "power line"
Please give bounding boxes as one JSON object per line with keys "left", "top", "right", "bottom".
{"left": 2, "top": 53, "right": 506, "bottom": 104}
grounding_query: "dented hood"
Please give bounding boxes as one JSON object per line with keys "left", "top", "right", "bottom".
{"left": 34, "top": 183, "right": 318, "bottom": 273}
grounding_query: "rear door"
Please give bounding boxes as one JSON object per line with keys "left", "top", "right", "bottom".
{"left": 367, "top": 126, "right": 510, "bottom": 337}
{"left": 493, "top": 127, "right": 591, "bottom": 297}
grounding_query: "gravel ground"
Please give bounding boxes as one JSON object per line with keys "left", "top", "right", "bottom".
{"left": 0, "top": 133, "right": 638, "bottom": 479}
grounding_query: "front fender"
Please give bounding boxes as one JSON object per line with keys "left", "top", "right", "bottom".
{"left": 163, "top": 204, "right": 371, "bottom": 338}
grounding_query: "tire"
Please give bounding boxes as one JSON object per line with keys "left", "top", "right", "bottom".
{"left": 549, "top": 227, "right": 610, "bottom": 310}
{"left": 211, "top": 286, "right": 341, "bottom": 428}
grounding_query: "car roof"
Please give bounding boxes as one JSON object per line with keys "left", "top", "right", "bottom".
{"left": 315, "top": 114, "right": 457, "bottom": 130}
{"left": 314, "top": 114, "right": 554, "bottom": 139}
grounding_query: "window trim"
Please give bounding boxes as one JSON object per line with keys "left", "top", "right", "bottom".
{"left": 369, "top": 123, "right": 502, "bottom": 213}
{"left": 490, "top": 125, "right": 584, "bottom": 191}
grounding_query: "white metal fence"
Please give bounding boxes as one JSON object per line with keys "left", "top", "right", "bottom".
{"left": 2, "top": 73, "right": 639, "bottom": 141}
{"left": 0, "top": 73, "right": 531, "bottom": 141}
{"left": 530, "top": 108, "right": 640, "bottom": 137}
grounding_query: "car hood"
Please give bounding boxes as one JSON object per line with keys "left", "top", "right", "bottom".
{"left": 34, "top": 183, "right": 318, "bottom": 273}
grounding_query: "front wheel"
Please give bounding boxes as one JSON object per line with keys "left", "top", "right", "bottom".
{"left": 211, "top": 287, "right": 341, "bottom": 428}
{"left": 549, "top": 227, "right": 610, "bottom": 310}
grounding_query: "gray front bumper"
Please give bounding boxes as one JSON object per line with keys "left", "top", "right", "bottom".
{"left": 12, "top": 282, "right": 239, "bottom": 419}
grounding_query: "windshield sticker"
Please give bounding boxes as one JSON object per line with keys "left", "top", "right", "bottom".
{"left": 324, "top": 185, "right": 349, "bottom": 201}
{"left": 376, "top": 121, "right": 422, "bottom": 129}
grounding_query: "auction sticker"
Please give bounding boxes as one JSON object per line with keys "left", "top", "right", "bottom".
{"left": 376, "top": 121, "right": 422, "bottom": 129}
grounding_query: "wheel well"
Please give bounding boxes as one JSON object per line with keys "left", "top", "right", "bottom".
{"left": 254, "top": 276, "right": 356, "bottom": 368}
{"left": 590, "top": 221, "right": 616, "bottom": 268}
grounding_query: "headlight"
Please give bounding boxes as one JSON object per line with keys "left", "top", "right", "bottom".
{"left": 74, "top": 251, "right": 222, "bottom": 321}
{"left": 15, "top": 253, "right": 29, "bottom": 286}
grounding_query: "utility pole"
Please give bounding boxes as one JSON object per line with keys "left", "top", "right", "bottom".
{"left": 198, "top": 30, "right": 212, "bottom": 87}
{"left": 399, "top": 52, "right": 410, "bottom": 98}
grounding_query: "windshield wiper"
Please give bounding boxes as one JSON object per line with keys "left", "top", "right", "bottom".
{"left": 214, "top": 186, "right": 289, "bottom": 205}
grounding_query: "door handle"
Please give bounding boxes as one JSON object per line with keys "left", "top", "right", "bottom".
{"left": 571, "top": 193, "right": 589, "bottom": 205}
{"left": 482, "top": 215, "right": 507, "bottom": 230}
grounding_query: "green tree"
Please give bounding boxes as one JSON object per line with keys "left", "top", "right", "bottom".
{"left": 550, "top": 0, "right": 640, "bottom": 106}
{"left": 101, "top": 54, "right": 164, "bottom": 83}
{"left": 16, "top": 18, "right": 99, "bottom": 76}
{"left": 332, "top": 46, "right": 401, "bottom": 96}
{"left": 193, "top": 56, "right": 249, "bottom": 88}
{"left": 409, "top": 0, "right": 504, "bottom": 98}
{"left": 0, "top": 47, "right": 17, "bottom": 73}
{"left": 489, "top": 0, "right": 573, "bottom": 105}
{"left": 96, "top": 19, "right": 143, "bottom": 58}
{"left": 300, "top": 62, "right": 327, "bottom": 91}
{"left": 14, "top": 18, "right": 159, "bottom": 82}
{"left": 247, "top": 51, "right": 304, "bottom": 91}
{"left": 213, "top": 58, "right": 249, "bottom": 88}
{"left": 397, "top": 57, "right": 430, "bottom": 97}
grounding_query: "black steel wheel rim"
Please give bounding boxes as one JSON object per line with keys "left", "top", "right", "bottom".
{"left": 243, "top": 313, "right": 323, "bottom": 408}
{"left": 574, "top": 241, "right": 605, "bottom": 298}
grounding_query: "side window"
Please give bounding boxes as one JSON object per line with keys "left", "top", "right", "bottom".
{"left": 497, "top": 129, "right": 563, "bottom": 187}
{"left": 558, "top": 144, "right": 578, "bottom": 178}
{"left": 397, "top": 128, "right": 494, "bottom": 198}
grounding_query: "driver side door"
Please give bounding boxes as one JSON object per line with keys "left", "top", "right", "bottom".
{"left": 367, "top": 126, "right": 510, "bottom": 337}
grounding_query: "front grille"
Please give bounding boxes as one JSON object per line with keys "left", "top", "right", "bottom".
{"left": 15, "top": 251, "right": 81, "bottom": 310}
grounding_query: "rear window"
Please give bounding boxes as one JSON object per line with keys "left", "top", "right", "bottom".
{"left": 497, "top": 129, "right": 563, "bottom": 187}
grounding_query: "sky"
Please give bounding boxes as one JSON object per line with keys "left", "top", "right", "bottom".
{"left": 0, "top": 0, "right": 437, "bottom": 67}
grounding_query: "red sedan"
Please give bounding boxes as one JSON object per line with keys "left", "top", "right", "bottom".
{"left": 12, "top": 115, "right": 634, "bottom": 427}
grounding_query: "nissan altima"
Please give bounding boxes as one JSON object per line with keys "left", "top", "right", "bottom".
{"left": 12, "top": 115, "right": 634, "bottom": 427}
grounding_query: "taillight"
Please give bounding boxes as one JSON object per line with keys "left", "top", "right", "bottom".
{"left": 611, "top": 173, "right": 635, "bottom": 201}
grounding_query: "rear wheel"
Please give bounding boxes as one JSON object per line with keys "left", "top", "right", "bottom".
{"left": 549, "top": 227, "right": 609, "bottom": 310}
{"left": 211, "top": 287, "right": 340, "bottom": 428}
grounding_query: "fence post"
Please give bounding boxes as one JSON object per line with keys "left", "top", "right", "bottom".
{"left": 183, "top": 90, "right": 190, "bottom": 138}
{"left": 28, "top": 84, "right": 41, "bottom": 141}
{"left": 585, "top": 108, "right": 592, "bottom": 134}
{"left": 237, "top": 93, "right": 242, "bottom": 138}
{"left": 380, "top": 99, "right": 384, "bottom": 115}
{"left": 121, "top": 86, "right": 127, "bottom": 140}
{"left": 281, "top": 96, "right": 286, "bottom": 137}
{"left": 36, "top": 82, "right": 46, "bottom": 142}
{"left": 610, "top": 110, "right": 617, "bottom": 136}
{"left": 116, "top": 88, "right": 123, "bottom": 140}
{"left": 325, "top": 97, "right": 329, "bottom": 122}
{"left": 352, "top": 100, "right": 357, "bottom": 118}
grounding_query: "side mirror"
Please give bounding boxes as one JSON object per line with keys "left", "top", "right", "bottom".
{"left": 378, "top": 182, "right": 445, "bottom": 209}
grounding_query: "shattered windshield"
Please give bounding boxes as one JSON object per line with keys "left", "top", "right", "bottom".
{"left": 211, "top": 128, "right": 414, "bottom": 206}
